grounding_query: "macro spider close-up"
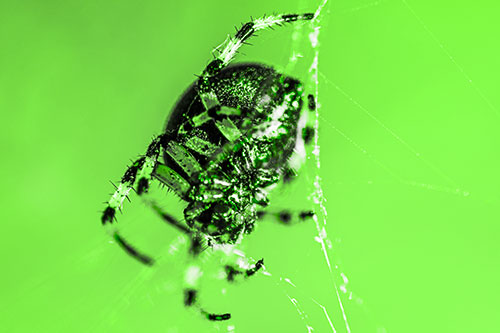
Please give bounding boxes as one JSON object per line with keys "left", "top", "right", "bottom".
{"left": 4, "top": 0, "right": 500, "bottom": 332}
{"left": 101, "top": 12, "right": 319, "bottom": 321}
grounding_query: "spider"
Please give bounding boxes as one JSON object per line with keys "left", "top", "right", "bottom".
{"left": 102, "top": 12, "right": 318, "bottom": 321}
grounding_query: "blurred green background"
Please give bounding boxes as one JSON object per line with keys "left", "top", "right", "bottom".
{"left": 1, "top": 0, "right": 499, "bottom": 332}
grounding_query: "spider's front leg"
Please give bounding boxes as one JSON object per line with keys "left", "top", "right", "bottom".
{"left": 100, "top": 134, "right": 176, "bottom": 265}
{"left": 101, "top": 134, "right": 169, "bottom": 225}
{"left": 194, "top": 12, "right": 315, "bottom": 120}
{"left": 103, "top": 128, "right": 214, "bottom": 263}
{"left": 207, "top": 12, "right": 315, "bottom": 74}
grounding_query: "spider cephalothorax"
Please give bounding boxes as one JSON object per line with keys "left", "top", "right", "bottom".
{"left": 102, "top": 13, "right": 317, "bottom": 321}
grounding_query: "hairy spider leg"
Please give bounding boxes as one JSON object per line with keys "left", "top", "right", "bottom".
{"left": 214, "top": 13, "right": 315, "bottom": 68}
{"left": 102, "top": 132, "right": 206, "bottom": 262}
{"left": 102, "top": 130, "right": 205, "bottom": 223}
{"left": 101, "top": 135, "right": 167, "bottom": 225}
{"left": 148, "top": 141, "right": 216, "bottom": 255}
{"left": 134, "top": 192, "right": 233, "bottom": 320}
{"left": 194, "top": 13, "right": 314, "bottom": 121}
{"left": 100, "top": 134, "right": 182, "bottom": 264}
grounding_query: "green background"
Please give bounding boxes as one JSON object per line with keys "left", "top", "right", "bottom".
{"left": 1, "top": 0, "right": 499, "bottom": 332}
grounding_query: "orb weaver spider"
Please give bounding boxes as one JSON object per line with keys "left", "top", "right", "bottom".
{"left": 102, "top": 12, "right": 317, "bottom": 321}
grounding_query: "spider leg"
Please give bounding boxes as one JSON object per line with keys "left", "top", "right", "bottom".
{"left": 307, "top": 93, "right": 316, "bottom": 111}
{"left": 182, "top": 242, "right": 263, "bottom": 321}
{"left": 301, "top": 93, "right": 316, "bottom": 145}
{"left": 206, "top": 13, "right": 315, "bottom": 73}
{"left": 196, "top": 13, "right": 314, "bottom": 112}
{"left": 109, "top": 170, "right": 203, "bottom": 266}
{"left": 225, "top": 258, "right": 264, "bottom": 282}
{"left": 113, "top": 231, "right": 154, "bottom": 266}
{"left": 184, "top": 289, "right": 231, "bottom": 321}
{"left": 111, "top": 196, "right": 194, "bottom": 266}
{"left": 140, "top": 197, "right": 192, "bottom": 235}
{"left": 152, "top": 162, "right": 191, "bottom": 198}
{"left": 256, "top": 209, "right": 315, "bottom": 225}
{"left": 102, "top": 131, "right": 205, "bottom": 224}
{"left": 183, "top": 132, "right": 220, "bottom": 157}
{"left": 102, "top": 134, "right": 200, "bottom": 265}
{"left": 101, "top": 134, "right": 168, "bottom": 225}
{"left": 162, "top": 140, "right": 203, "bottom": 178}
{"left": 141, "top": 194, "right": 210, "bottom": 258}
{"left": 302, "top": 125, "right": 315, "bottom": 145}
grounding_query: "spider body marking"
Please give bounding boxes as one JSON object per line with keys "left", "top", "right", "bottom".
{"left": 101, "top": 12, "right": 317, "bottom": 321}
{"left": 163, "top": 63, "right": 305, "bottom": 243}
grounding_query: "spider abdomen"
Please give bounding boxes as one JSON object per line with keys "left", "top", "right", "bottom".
{"left": 166, "top": 63, "right": 278, "bottom": 134}
{"left": 165, "top": 63, "right": 304, "bottom": 169}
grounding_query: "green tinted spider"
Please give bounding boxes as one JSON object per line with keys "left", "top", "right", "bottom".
{"left": 102, "top": 12, "right": 317, "bottom": 321}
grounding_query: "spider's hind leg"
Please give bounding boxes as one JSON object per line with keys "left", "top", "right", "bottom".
{"left": 184, "top": 289, "right": 231, "bottom": 321}
{"left": 184, "top": 257, "right": 265, "bottom": 322}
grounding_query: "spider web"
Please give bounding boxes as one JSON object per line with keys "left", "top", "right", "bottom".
{"left": 248, "top": 1, "right": 362, "bottom": 332}
{"left": 75, "top": 1, "right": 487, "bottom": 332}
{"left": 262, "top": 0, "right": 494, "bottom": 332}
{"left": 90, "top": 1, "right": 370, "bottom": 332}
{"left": 3, "top": 1, "right": 497, "bottom": 332}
